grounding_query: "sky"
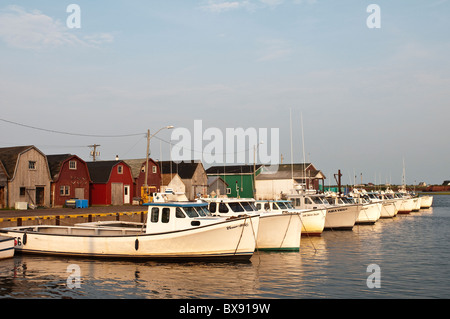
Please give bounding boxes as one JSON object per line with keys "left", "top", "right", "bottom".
{"left": 0, "top": 0, "right": 449, "bottom": 186}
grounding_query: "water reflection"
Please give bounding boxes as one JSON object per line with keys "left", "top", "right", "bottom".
{"left": 0, "top": 199, "right": 449, "bottom": 298}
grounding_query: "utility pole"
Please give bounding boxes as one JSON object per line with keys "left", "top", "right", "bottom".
{"left": 144, "top": 129, "right": 150, "bottom": 188}
{"left": 88, "top": 144, "right": 101, "bottom": 161}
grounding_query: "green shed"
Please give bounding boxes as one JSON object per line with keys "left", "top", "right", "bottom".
{"left": 205, "top": 165, "right": 263, "bottom": 198}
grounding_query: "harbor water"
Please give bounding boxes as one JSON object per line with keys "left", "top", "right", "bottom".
{"left": 1, "top": 195, "right": 449, "bottom": 299}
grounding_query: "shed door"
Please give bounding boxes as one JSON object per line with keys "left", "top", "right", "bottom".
{"left": 111, "top": 183, "right": 123, "bottom": 205}
{"left": 75, "top": 188, "right": 85, "bottom": 199}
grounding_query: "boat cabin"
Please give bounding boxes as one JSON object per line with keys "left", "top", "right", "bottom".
{"left": 255, "top": 200, "right": 294, "bottom": 212}
{"left": 143, "top": 202, "right": 221, "bottom": 233}
{"left": 202, "top": 198, "right": 259, "bottom": 217}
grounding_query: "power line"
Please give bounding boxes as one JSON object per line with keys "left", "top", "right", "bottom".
{"left": 0, "top": 118, "right": 145, "bottom": 138}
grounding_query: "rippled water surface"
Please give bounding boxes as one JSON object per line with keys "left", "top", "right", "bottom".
{"left": 1, "top": 195, "right": 449, "bottom": 299}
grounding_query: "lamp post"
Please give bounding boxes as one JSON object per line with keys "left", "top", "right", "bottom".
{"left": 143, "top": 125, "right": 174, "bottom": 202}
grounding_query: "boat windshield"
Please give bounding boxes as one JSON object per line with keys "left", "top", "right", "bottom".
{"left": 285, "top": 201, "right": 294, "bottom": 209}
{"left": 182, "top": 207, "right": 199, "bottom": 218}
{"left": 311, "top": 197, "right": 324, "bottom": 204}
{"left": 197, "top": 206, "right": 211, "bottom": 216}
{"left": 277, "top": 201, "right": 288, "bottom": 209}
{"left": 241, "top": 201, "right": 256, "bottom": 211}
{"left": 228, "top": 202, "right": 245, "bottom": 212}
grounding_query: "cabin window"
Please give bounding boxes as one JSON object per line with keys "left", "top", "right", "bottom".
{"left": 255, "top": 203, "right": 261, "bottom": 210}
{"left": 69, "top": 161, "right": 77, "bottom": 170}
{"left": 151, "top": 207, "right": 159, "bottom": 223}
{"left": 28, "top": 161, "right": 36, "bottom": 170}
{"left": 295, "top": 198, "right": 301, "bottom": 206}
{"left": 229, "top": 202, "right": 244, "bottom": 212}
{"left": 196, "top": 206, "right": 208, "bottom": 216}
{"left": 161, "top": 208, "right": 170, "bottom": 223}
{"left": 19, "top": 187, "right": 26, "bottom": 196}
{"left": 183, "top": 207, "right": 199, "bottom": 218}
{"left": 264, "top": 202, "right": 270, "bottom": 210}
{"left": 152, "top": 166, "right": 157, "bottom": 173}
{"left": 226, "top": 188, "right": 231, "bottom": 195}
{"left": 176, "top": 207, "right": 186, "bottom": 218}
{"left": 241, "top": 202, "right": 254, "bottom": 212}
{"left": 209, "top": 202, "right": 216, "bottom": 213}
{"left": 60, "top": 186, "right": 70, "bottom": 196}
{"left": 305, "top": 198, "right": 313, "bottom": 205}
{"left": 117, "top": 165, "right": 123, "bottom": 174}
{"left": 218, "top": 203, "right": 228, "bottom": 213}
{"left": 277, "top": 202, "right": 287, "bottom": 209}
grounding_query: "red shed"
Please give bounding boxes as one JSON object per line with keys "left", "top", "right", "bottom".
{"left": 87, "top": 160, "right": 134, "bottom": 206}
{"left": 123, "top": 158, "right": 162, "bottom": 198}
{"left": 46, "top": 154, "right": 91, "bottom": 207}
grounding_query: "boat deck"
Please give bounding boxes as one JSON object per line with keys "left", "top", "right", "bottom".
{"left": 3, "top": 225, "right": 145, "bottom": 236}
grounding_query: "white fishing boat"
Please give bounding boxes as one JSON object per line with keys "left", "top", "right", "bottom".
{"left": 411, "top": 196, "right": 421, "bottom": 212}
{"left": 255, "top": 199, "right": 326, "bottom": 236}
{"left": 288, "top": 190, "right": 358, "bottom": 231}
{"left": 203, "top": 197, "right": 302, "bottom": 251}
{"left": 0, "top": 201, "right": 260, "bottom": 262}
{"left": 419, "top": 195, "right": 433, "bottom": 209}
{"left": 348, "top": 190, "right": 381, "bottom": 224}
{"left": 0, "top": 236, "right": 15, "bottom": 259}
{"left": 394, "top": 192, "right": 414, "bottom": 214}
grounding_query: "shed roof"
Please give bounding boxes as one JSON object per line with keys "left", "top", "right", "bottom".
{"left": 46, "top": 154, "right": 73, "bottom": 179}
{"left": 206, "top": 164, "right": 263, "bottom": 175}
{"left": 158, "top": 161, "right": 202, "bottom": 179}
{"left": 0, "top": 145, "right": 36, "bottom": 178}
{"left": 87, "top": 160, "right": 128, "bottom": 183}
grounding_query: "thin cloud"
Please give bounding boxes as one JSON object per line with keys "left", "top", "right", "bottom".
{"left": 0, "top": 6, "right": 113, "bottom": 50}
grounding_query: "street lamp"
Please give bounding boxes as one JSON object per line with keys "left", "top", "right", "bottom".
{"left": 143, "top": 125, "right": 174, "bottom": 202}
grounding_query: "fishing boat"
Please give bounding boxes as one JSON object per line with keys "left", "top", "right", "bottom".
{"left": 0, "top": 236, "right": 15, "bottom": 259}
{"left": 419, "top": 195, "right": 433, "bottom": 209}
{"left": 255, "top": 199, "right": 326, "bottom": 236}
{"left": 394, "top": 192, "right": 415, "bottom": 214}
{"left": 203, "top": 197, "right": 302, "bottom": 251}
{"left": 411, "top": 196, "right": 421, "bottom": 212}
{"left": 288, "top": 189, "right": 358, "bottom": 231}
{"left": 347, "top": 190, "right": 381, "bottom": 224}
{"left": 0, "top": 201, "right": 260, "bottom": 262}
{"left": 377, "top": 192, "right": 398, "bottom": 218}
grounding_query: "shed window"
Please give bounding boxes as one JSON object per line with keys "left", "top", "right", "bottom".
{"left": 19, "top": 187, "right": 26, "bottom": 196}
{"left": 117, "top": 165, "right": 123, "bottom": 174}
{"left": 28, "top": 161, "right": 36, "bottom": 170}
{"left": 60, "top": 186, "right": 70, "bottom": 196}
{"left": 226, "top": 188, "right": 231, "bottom": 194}
{"left": 152, "top": 166, "right": 157, "bottom": 173}
{"left": 151, "top": 207, "right": 159, "bottom": 223}
{"left": 69, "top": 161, "right": 77, "bottom": 170}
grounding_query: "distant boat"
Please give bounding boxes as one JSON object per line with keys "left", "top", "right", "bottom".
{"left": 203, "top": 197, "right": 302, "bottom": 251}
{"left": 0, "top": 236, "right": 15, "bottom": 259}
{"left": 0, "top": 201, "right": 259, "bottom": 262}
{"left": 255, "top": 199, "right": 326, "bottom": 236}
{"left": 287, "top": 188, "right": 358, "bottom": 231}
{"left": 419, "top": 195, "right": 433, "bottom": 209}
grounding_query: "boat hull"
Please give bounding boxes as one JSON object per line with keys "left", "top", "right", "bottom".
{"left": 356, "top": 203, "right": 381, "bottom": 225}
{"left": 397, "top": 198, "right": 414, "bottom": 214}
{"left": 420, "top": 195, "right": 433, "bottom": 209}
{"left": 411, "top": 197, "right": 421, "bottom": 212}
{"left": 324, "top": 205, "right": 359, "bottom": 230}
{"left": 300, "top": 209, "right": 326, "bottom": 236}
{"left": 380, "top": 201, "right": 398, "bottom": 218}
{"left": 257, "top": 213, "right": 302, "bottom": 251}
{"left": 0, "top": 215, "right": 259, "bottom": 262}
{"left": 0, "top": 236, "right": 15, "bottom": 260}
